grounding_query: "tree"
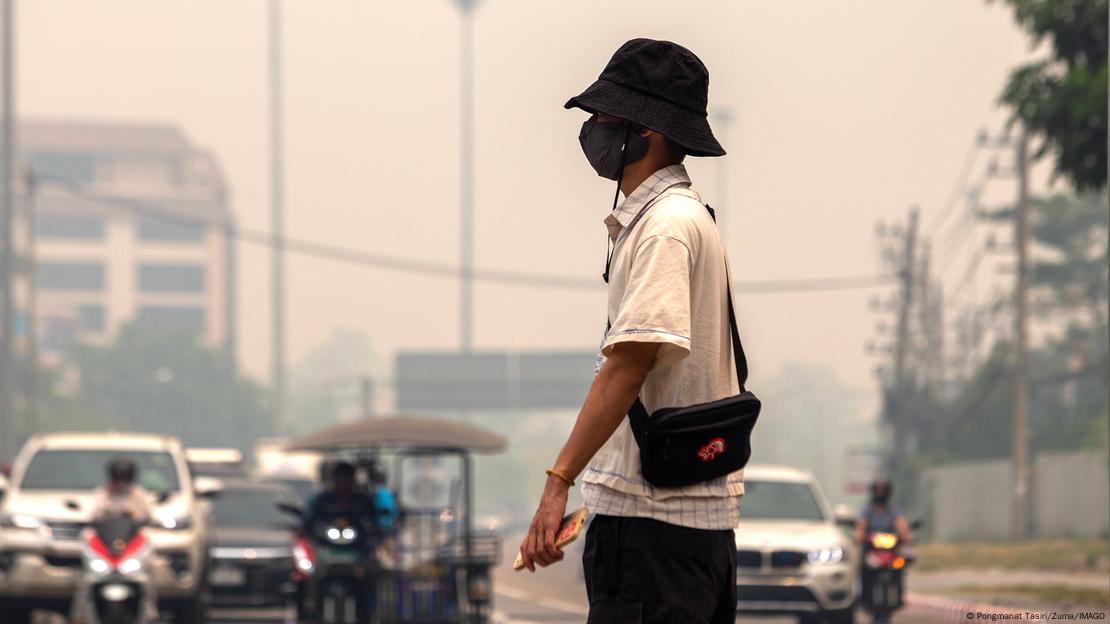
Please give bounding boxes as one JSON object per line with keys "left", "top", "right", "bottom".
{"left": 41, "top": 321, "right": 273, "bottom": 450}
{"left": 919, "top": 191, "right": 1109, "bottom": 464}
{"left": 997, "top": 0, "right": 1108, "bottom": 190}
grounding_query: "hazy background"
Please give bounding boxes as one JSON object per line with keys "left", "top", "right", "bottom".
{"left": 19, "top": 0, "right": 1058, "bottom": 411}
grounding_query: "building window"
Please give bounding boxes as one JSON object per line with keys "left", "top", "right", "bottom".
{"left": 137, "top": 264, "right": 205, "bottom": 293}
{"left": 37, "top": 261, "right": 105, "bottom": 290}
{"left": 136, "top": 218, "right": 205, "bottom": 242}
{"left": 28, "top": 151, "right": 97, "bottom": 185}
{"left": 137, "top": 306, "right": 205, "bottom": 336}
{"left": 35, "top": 215, "right": 105, "bottom": 240}
{"left": 77, "top": 304, "right": 106, "bottom": 332}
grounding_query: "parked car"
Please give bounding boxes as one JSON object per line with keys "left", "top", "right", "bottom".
{"left": 0, "top": 432, "right": 219, "bottom": 624}
{"left": 186, "top": 448, "right": 247, "bottom": 480}
{"left": 207, "top": 479, "right": 298, "bottom": 608}
{"left": 735, "top": 464, "right": 858, "bottom": 624}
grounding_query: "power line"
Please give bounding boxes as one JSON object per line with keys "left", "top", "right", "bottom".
{"left": 926, "top": 136, "right": 982, "bottom": 237}
{"left": 39, "top": 174, "right": 896, "bottom": 294}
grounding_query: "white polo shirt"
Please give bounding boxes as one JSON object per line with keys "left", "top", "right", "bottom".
{"left": 581, "top": 164, "right": 744, "bottom": 530}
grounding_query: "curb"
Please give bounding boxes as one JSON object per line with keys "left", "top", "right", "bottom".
{"left": 905, "top": 592, "right": 1108, "bottom": 621}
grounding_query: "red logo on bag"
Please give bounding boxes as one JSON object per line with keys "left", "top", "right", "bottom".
{"left": 698, "top": 437, "right": 726, "bottom": 462}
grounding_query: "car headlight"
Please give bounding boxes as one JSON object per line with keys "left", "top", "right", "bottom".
{"left": 807, "top": 546, "right": 844, "bottom": 565}
{"left": 155, "top": 514, "right": 192, "bottom": 530}
{"left": 0, "top": 512, "right": 41, "bottom": 530}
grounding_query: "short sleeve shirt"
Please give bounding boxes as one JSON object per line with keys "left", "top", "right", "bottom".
{"left": 581, "top": 164, "right": 745, "bottom": 530}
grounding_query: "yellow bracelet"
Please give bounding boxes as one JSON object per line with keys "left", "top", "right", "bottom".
{"left": 545, "top": 468, "right": 575, "bottom": 487}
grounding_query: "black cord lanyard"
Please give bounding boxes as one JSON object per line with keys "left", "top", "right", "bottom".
{"left": 602, "top": 125, "right": 633, "bottom": 284}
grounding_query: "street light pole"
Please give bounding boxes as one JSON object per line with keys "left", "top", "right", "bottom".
{"left": 1011, "top": 124, "right": 1030, "bottom": 539}
{"left": 456, "top": 0, "right": 476, "bottom": 353}
{"left": 268, "top": 0, "right": 286, "bottom": 434}
{"left": 0, "top": 0, "right": 15, "bottom": 460}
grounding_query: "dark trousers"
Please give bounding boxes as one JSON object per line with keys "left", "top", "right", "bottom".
{"left": 583, "top": 514, "right": 736, "bottom": 624}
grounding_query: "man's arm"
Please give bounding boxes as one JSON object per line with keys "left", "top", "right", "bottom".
{"left": 894, "top": 515, "right": 913, "bottom": 545}
{"left": 854, "top": 517, "right": 867, "bottom": 545}
{"left": 518, "top": 340, "right": 659, "bottom": 572}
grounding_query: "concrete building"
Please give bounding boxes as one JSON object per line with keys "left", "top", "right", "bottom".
{"left": 20, "top": 120, "right": 235, "bottom": 363}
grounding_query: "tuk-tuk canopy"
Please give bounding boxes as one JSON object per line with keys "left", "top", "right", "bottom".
{"left": 286, "top": 414, "right": 507, "bottom": 454}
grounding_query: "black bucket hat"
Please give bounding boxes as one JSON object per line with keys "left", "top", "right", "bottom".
{"left": 565, "top": 38, "right": 725, "bottom": 157}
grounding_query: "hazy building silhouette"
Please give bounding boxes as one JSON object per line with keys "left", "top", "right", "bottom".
{"left": 21, "top": 119, "right": 235, "bottom": 363}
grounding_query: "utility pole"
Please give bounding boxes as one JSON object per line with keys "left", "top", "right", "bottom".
{"left": 0, "top": 0, "right": 15, "bottom": 460}
{"left": 456, "top": 0, "right": 476, "bottom": 352}
{"left": 1012, "top": 124, "right": 1030, "bottom": 539}
{"left": 360, "top": 376, "right": 374, "bottom": 419}
{"left": 268, "top": 0, "right": 286, "bottom": 434}
{"left": 884, "top": 207, "right": 919, "bottom": 476}
{"left": 23, "top": 167, "right": 35, "bottom": 429}
{"left": 893, "top": 208, "right": 920, "bottom": 390}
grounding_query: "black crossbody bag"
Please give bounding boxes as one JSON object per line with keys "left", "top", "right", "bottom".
{"left": 608, "top": 194, "right": 761, "bottom": 489}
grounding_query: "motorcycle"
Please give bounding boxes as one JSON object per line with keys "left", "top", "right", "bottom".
{"left": 77, "top": 516, "right": 155, "bottom": 624}
{"left": 291, "top": 511, "right": 377, "bottom": 624}
{"left": 860, "top": 529, "right": 915, "bottom": 624}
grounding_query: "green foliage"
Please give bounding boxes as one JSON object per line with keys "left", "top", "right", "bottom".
{"left": 997, "top": 0, "right": 1108, "bottom": 190}
{"left": 39, "top": 321, "right": 272, "bottom": 450}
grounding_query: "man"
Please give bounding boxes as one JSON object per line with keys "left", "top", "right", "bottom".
{"left": 855, "top": 479, "right": 913, "bottom": 608}
{"left": 854, "top": 479, "right": 913, "bottom": 547}
{"left": 297, "top": 462, "right": 379, "bottom": 620}
{"left": 72, "top": 458, "right": 157, "bottom": 624}
{"left": 302, "top": 461, "right": 377, "bottom": 537}
{"left": 91, "top": 456, "right": 152, "bottom": 523}
{"left": 518, "top": 39, "right": 744, "bottom": 623}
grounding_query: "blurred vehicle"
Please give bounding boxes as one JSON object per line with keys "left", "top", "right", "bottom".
{"left": 0, "top": 432, "right": 219, "bottom": 624}
{"left": 257, "top": 474, "right": 317, "bottom": 506}
{"left": 859, "top": 523, "right": 918, "bottom": 624}
{"left": 207, "top": 480, "right": 297, "bottom": 609}
{"left": 735, "top": 464, "right": 857, "bottom": 624}
{"left": 291, "top": 491, "right": 379, "bottom": 624}
{"left": 285, "top": 414, "right": 505, "bottom": 624}
{"left": 76, "top": 516, "right": 155, "bottom": 624}
{"left": 185, "top": 448, "right": 246, "bottom": 479}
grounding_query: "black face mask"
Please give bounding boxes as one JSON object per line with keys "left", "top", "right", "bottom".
{"left": 579, "top": 116, "right": 649, "bottom": 181}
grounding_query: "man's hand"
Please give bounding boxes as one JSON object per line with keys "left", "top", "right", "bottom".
{"left": 518, "top": 475, "right": 570, "bottom": 572}
{"left": 517, "top": 341, "right": 659, "bottom": 573}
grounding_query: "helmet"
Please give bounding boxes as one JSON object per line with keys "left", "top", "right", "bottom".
{"left": 870, "top": 478, "right": 892, "bottom": 504}
{"left": 331, "top": 461, "right": 356, "bottom": 481}
{"left": 107, "top": 457, "right": 137, "bottom": 484}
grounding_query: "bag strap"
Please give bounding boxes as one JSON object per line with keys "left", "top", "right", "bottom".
{"left": 604, "top": 191, "right": 750, "bottom": 445}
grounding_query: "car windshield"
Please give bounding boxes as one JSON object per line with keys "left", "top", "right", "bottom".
{"left": 264, "top": 478, "right": 316, "bottom": 504}
{"left": 20, "top": 449, "right": 181, "bottom": 492}
{"left": 211, "top": 487, "right": 290, "bottom": 529}
{"left": 741, "top": 480, "right": 825, "bottom": 522}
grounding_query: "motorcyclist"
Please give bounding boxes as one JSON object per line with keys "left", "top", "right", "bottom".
{"left": 71, "top": 457, "right": 158, "bottom": 624}
{"left": 854, "top": 478, "right": 913, "bottom": 610}
{"left": 853, "top": 479, "right": 912, "bottom": 547}
{"left": 302, "top": 461, "right": 377, "bottom": 536}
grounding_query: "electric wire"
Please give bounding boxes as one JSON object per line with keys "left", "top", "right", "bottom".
{"left": 38, "top": 175, "right": 897, "bottom": 294}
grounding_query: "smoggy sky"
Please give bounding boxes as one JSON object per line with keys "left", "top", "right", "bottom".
{"left": 19, "top": 0, "right": 1059, "bottom": 416}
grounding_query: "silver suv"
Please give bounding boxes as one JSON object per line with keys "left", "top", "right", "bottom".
{"left": 735, "top": 464, "right": 858, "bottom": 624}
{"left": 0, "top": 432, "right": 218, "bottom": 624}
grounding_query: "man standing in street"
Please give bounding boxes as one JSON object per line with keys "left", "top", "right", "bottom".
{"left": 518, "top": 39, "right": 746, "bottom": 623}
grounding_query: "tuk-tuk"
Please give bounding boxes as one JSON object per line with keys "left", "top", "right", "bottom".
{"left": 286, "top": 414, "right": 507, "bottom": 624}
